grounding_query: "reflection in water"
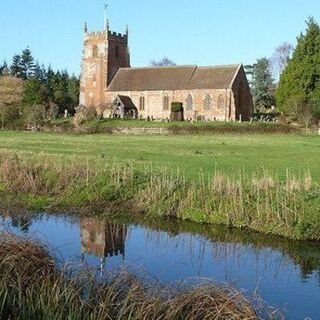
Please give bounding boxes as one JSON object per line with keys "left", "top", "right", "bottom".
{"left": 80, "top": 218, "right": 127, "bottom": 271}
{"left": 1, "top": 210, "right": 320, "bottom": 318}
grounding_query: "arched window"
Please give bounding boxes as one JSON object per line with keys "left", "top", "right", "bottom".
{"left": 218, "top": 94, "right": 225, "bottom": 109}
{"left": 186, "top": 93, "right": 193, "bottom": 111}
{"left": 139, "top": 96, "right": 145, "bottom": 111}
{"left": 115, "top": 46, "right": 119, "bottom": 58}
{"left": 92, "top": 45, "right": 98, "bottom": 58}
{"left": 203, "top": 94, "right": 212, "bottom": 111}
{"left": 163, "top": 94, "right": 169, "bottom": 111}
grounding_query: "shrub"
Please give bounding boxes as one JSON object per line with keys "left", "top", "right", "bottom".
{"left": 22, "top": 104, "right": 47, "bottom": 128}
{"left": 171, "top": 102, "right": 183, "bottom": 112}
{"left": 72, "top": 105, "right": 97, "bottom": 128}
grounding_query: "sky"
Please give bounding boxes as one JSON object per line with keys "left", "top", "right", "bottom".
{"left": 1, "top": 0, "right": 319, "bottom": 76}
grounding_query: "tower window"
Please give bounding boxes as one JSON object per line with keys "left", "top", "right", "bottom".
{"left": 92, "top": 45, "right": 98, "bottom": 58}
{"left": 139, "top": 96, "right": 145, "bottom": 111}
{"left": 115, "top": 46, "right": 119, "bottom": 58}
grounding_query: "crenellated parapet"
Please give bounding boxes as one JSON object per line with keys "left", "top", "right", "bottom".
{"left": 108, "top": 30, "right": 128, "bottom": 43}
{"left": 84, "top": 23, "right": 128, "bottom": 43}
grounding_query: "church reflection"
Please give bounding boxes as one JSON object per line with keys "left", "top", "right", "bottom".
{"left": 80, "top": 218, "right": 127, "bottom": 271}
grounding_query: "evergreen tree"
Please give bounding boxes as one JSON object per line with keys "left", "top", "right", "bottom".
{"left": 46, "top": 65, "right": 55, "bottom": 99}
{"left": 67, "top": 75, "right": 80, "bottom": 113}
{"left": 20, "top": 48, "right": 35, "bottom": 79}
{"left": 22, "top": 78, "right": 47, "bottom": 106}
{"left": 276, "top": 17, "right": 320, "bottom": 113}
{"left": 34, "top": 62, "right": 47, "bottom": 83}
{"left": 10, "top": 54, "right": 22, "bottom": 77}
{"left": 251, "top": 58, "right": 275, "bottom": 108}
{"left": 0, "top": 61, "right": 9, "bottom": 75}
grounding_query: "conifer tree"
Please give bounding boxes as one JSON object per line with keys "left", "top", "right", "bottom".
{"left": 22, "top": 78, "right": 47, "bottom": 106}
{"left": 46, "top": 65, "right": 55, "bottom": 99}
{"left": 20, "top": 48, "right": 35, "bottom": 79}
{"left": 68, "top": 75, "right": 80, "bottom": 112}
{"left": 0, "top": 61, "right": 8, "bottom": 75}
{"left": 10, "top": 54, "right": 22, "bottom": 77}
{"left": 251, "top": 58, "right": 275, "bottom": 108}
{"left": 276, "top": 17, "right": 320, "bottom": 113}
{"left": 34, "top": 62, "right": 47, "bottom": 83}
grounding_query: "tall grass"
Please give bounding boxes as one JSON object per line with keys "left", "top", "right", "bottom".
{"left": 0, "top": 152, "right": 319, "bottom": 240}
{"left": 0, "top": 233, "right": 278, "bottom": 320}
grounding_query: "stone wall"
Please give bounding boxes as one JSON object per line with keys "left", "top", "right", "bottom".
{"left": 104, "top": 88, "right": 235, "bottom": 121}
{"left": 231, "top": 66, "right": 253, "bottom": 120}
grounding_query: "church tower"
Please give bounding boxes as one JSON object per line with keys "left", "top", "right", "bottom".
{"left": 79, "top": 17, "right": 130, "bottom": 112}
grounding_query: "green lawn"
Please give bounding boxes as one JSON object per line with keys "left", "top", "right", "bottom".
{"left": 0, "top": 131, "right": 319, "bottom": 182}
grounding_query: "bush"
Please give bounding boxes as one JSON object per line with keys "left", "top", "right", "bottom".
{"left": 22, "top": 104, "right": 47, "bottom": 128}
{"left": 72, "top": 105, "right": 97, "bottom": 128}
{"left": 0, "top": 104, "right": 21, "bottom": 130}
{"left": 171, "top": 102, "right": 183, "bottom": 112}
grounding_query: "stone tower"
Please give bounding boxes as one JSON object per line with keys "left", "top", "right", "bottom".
{"left": 79, "top": 21, "right": 130, "bottom": 112}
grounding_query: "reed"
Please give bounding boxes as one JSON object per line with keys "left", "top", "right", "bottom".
{"left": 0, "top": 233, "right": 277, "bottom": 319}
{"left": 0, "top": 152, "right": 319, "bottom": 240}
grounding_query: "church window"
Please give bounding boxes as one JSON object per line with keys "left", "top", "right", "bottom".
{"left": 218, "top": 94, "right": 225, "bottom": 109}
{"left": 204, "top": 94, "right": 212, "bottom": 111}
{"left": 139, "top": 96, "right": 145, "bottom": 111}
{"left": 115, "top": 46, "right": 119, "bottom": 58}
{"left": 186, "top": 94, "right": 193, "bottom": 111}
{"left": 163, "top": 94, "right": 169, "bottom": 111}
{"left": 92, "top": 45, "right": 98, "bottom": 58}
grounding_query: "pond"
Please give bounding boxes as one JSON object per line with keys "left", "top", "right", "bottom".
{"left": 0, "top": 210, "right": 319, "bottom": 320}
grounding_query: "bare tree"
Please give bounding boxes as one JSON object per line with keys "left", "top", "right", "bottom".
{"left": 0, "top": 75, "right": 24, "bottom": 129}
{"left": 150, "top": 57, "right": 176, "bottom": 66}
{"left": 270, "top": 42, "right": 294, "bottom": 79}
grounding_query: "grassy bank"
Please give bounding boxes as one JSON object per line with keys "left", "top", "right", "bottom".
{"left": 0, "top": 233, "right": 274, "bottom": 319}
{"left": 0, "top": 153, "right": 319, "bottom": 240}
{"left": 0, "top": 131, "right": 320, "bottom": 182}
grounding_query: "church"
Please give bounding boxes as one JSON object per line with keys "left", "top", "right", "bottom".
{"left": 79, "top": 19, "right": 253, "bottom": 121}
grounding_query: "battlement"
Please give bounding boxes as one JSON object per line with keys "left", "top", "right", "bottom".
{"left": 108, "top": 30, "right": 128, "bottom": 43}
{"left": 84, "top": 29, "right": 127, "bottom": 43}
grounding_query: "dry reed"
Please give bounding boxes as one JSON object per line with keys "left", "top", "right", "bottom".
{"left": 0, "top": 233, "right": 276, "bottom": 319}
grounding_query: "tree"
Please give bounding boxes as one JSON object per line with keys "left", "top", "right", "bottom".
{"left": 23, "top": 104, "right": 47, "bottom": 127}
{"left": 34, "top": 62, "right": 47, "bottom": 83}
{"left": 22, "top": 78, "right": 47, "bottom": 106}
{"left": 52, "top": 70, "right": 69, "bottom": 113}
{"left": 67, "top": 75, "right": 80, "bottom": 113}
{"left": 276, "top": 17, "right": 320, "bottom": 117}
{"left": 10, "top": 54, "right": 22, "bottom": 78}
{"left": 150, "top": 57, "right": 176, "bottom": 66}
{"left": 20, "top": 48, "right": 35, "bottom": 79}
{"left": 0, "top": 61, "right": 9, "bottom": 75}
{"left": 251, "top": 58, "right": 275, "bottom": 108}
{"left": 244, "top": 65, "right": 254, "bottom": 87}
{"left": 0, "top": 76, "right": 24, "bottom": 129}
{"left": 270, "top": 42, "right": 294, "bottom": 79}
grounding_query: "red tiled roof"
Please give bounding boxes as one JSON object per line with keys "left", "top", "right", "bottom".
{"left": 107, "top": 64, "right": 241, "bottom": 92}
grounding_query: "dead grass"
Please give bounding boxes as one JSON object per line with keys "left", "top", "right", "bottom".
{"left": 0, "top": 233, "right": 277, "bottom": 319}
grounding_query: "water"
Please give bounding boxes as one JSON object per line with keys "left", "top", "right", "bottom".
{"left": 0, "top": 210, "right": 320, "bottom": 319}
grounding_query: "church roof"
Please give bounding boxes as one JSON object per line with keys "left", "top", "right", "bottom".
{"left": 107, "top": 64, "right": 241, "bottom": 92}
{"left": 115, "top": 95, "right": 137, "bottom": 109}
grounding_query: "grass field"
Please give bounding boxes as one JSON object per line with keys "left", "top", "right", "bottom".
{"left": 0, "top": 131, "right": 319, "bottom": 182}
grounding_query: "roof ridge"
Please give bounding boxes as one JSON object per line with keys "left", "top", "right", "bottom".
{"left": 118, "top": 65, "right": 196, "bottom": 71}
{"left": 196, "top": 64, "right": 241, "bottom": 69}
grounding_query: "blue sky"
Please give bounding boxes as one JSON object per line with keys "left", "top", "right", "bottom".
{"left": 1, "top": 0, "right": 319, "bottom": 75}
